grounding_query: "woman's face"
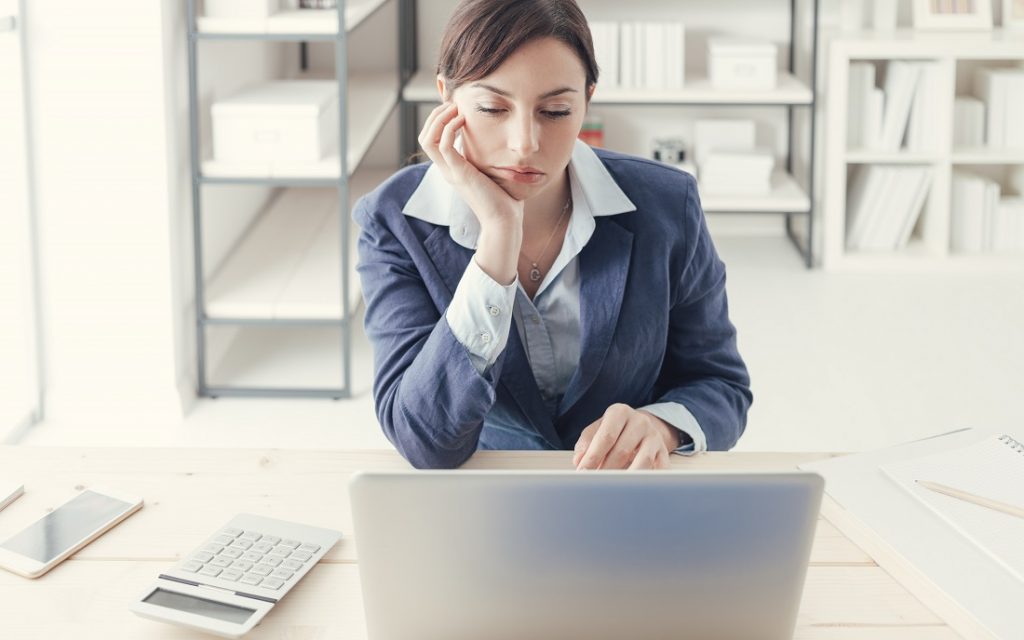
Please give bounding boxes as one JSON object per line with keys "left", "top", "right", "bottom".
{"left": 441, "top": 37, "right": 592, "bottom": 201}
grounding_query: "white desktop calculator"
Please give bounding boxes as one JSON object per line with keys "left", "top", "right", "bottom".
{"left": 131, "top": 513, "right": 341, "bottom": 638}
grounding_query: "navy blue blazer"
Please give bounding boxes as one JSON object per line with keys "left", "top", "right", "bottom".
{"left": 353, "top": 147, "right": 752, "bottom": 469}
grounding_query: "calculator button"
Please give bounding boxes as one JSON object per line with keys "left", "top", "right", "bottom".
{"left": 261, "top": 536, "right": 281, "bottom": 545}
{"left": 289, "top": 551, "right": 313, "bottom": 562}
{"left": 222, "top": 527, "right": 243, "bottom": 537}
{"left": 192, "top": 552, "right": 215, "bottom": 563}
{"left": 230, "top": 560, "right": 254, "bottom": 572}
{"left": 210, "top": 557, "right": 233, "bottom": 568}
{"left": 180, "top": 560, "right": 203, "bottom": 573}
{"left": 269, "top": 545, "right": 292, "bottom": 557}
{"left": 230, "top": 540, "right": 253, "bottom": 550}
{"left": 252, "top": 542, "right": 274, "bottom": 554}
{"left": 202, "top": 544, "right": 225, "bottom": 555}
{"left": 297, "top": 543, "right": 320, "bottom": 553}
{"left": 239, "top": 531, "right": 262, "bottom": 542}
{"left": 270, "top": 568, "right": 294, "bottom": 581}
{"left": 241, "top": 551, "right": 263, "bottom": 562}
{"left": 220, "top": 569, "right": 243, "bottom": 582}
{"left": 279, "top": 539, "right": 301, "bottom": 549}
{"left": 250, "top": 564, "right": 274, "bottom": 576}
{"left": 280, "top": 560, "right": 303, "bottom": 572}
{"left": 240, "top": 574, "right": 263, "bottom": 586}
{"left": 199, "top": 566, "right": 222, "bottom": 577}
{"left": 220, "top": 548, "right": 243, "bottom": 559}
{"left": 261, "top": 578, "right": 284, "bottom": 590}
{"left": 262, "top": 556, "right": 282, "bottom": 567}
{"left": 212, "top": 534, "right": 235, "bottom": 546}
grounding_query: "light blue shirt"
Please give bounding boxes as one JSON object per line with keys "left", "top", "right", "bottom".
{"left": 401, "top": 140, "right": 706, "bottom": 454}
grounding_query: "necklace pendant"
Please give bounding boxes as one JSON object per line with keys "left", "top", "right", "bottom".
{"left": 529, "top": 265, "right": 542, "bottom": 282}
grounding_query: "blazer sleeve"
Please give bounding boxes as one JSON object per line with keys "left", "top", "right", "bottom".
{"left": 652, "top": 176, "right": 753, "bottom": 450}
{"left": 354, "top": 198, "right": 506, "bottom": 469}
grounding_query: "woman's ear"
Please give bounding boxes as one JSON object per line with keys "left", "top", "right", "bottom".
{"left": 586, "top": 83, "right": 596, "bottom": 102}
{"left": 436, "top": 75, "right": 449, "bottom": 102}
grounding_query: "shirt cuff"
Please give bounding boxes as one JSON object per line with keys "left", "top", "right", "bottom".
{"left": 444, "top": 257, "right": 518, "bottom": 374}
{"left": 639, "top": 402, "right": 707, "bottom": 456}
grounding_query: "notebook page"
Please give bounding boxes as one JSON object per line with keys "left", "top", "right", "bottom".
{"left": 880, "top": 435, "right": 1024, "bottom": 584}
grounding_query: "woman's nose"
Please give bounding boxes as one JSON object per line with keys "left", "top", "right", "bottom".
{"left": 507, "top": 114, "right": 540, "bottom": 156}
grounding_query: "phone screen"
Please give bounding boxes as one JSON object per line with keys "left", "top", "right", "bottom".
{"left": 0, "top": 490, "right": 133, "bottom": 563}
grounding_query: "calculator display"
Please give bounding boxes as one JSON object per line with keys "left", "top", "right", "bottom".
{"left": 143, "top": 588, "right": 256, "bottom": 624}
{"left": 0, "top": 490, "right": 133, "bottom": 563}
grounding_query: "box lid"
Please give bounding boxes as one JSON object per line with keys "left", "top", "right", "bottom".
{"left": 707, "top": 38, "right": 776, "bottom": 56}
{"left": 212, "top": 80, "right": 338, "bottom": 117}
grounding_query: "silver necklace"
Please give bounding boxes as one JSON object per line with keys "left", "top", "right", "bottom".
{"left": 519, "top": 196, "right": 572, "bottom": 283}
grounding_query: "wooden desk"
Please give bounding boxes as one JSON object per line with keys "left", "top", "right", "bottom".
{"left": 0, "top": 447, "right": 961, "bottom": 639}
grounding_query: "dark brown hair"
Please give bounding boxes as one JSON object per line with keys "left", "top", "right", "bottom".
{"left": 436, "top": 0, "right": 599, "bottom": 98}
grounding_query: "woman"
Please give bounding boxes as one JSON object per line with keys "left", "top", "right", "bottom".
{"left": 354, "top": 0, "right": 752, "bottom": 470}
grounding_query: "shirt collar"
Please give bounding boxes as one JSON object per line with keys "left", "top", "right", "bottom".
{"left": 401, "top": 139, "right": 637, "bottom": 250}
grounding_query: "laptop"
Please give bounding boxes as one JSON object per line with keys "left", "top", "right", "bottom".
{"left": 349, "top": 470, "right": 824, "bottom": 640}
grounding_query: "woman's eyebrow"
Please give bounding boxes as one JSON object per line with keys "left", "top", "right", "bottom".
{"left": 470, "top": 83, "right": 578, "bottom": 99}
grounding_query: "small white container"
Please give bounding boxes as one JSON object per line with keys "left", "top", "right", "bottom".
{"left": 211, "top": 80, "right": 339, "bottom": 164}
{"left": 707, "top": 38, "right": 777, "bottom": 91}
{"left": 204, "top": 0, "right": 280, "bottom": 19}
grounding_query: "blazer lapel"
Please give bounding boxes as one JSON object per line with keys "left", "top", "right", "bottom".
{"left": 422, "top": 227, "right": 562, "bottom": 450}
{"left": 558, "top": 219, "right": 634, "bottom": 417}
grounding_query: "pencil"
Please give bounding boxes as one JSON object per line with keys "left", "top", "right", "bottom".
{"left": 916, "top": 480, "right": 1024, "bottom": 520}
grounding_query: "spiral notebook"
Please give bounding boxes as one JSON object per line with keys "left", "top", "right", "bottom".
{"left": 881, "top": 434, "right": 1024, "bottom": 584}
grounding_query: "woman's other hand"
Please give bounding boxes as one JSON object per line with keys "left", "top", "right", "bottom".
{"left": 573, "top": 404, "right": 680, "bottom": 470}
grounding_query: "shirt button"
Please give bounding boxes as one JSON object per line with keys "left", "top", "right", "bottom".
{"left": 487, "top": 305, "right": 500, "bottom": 316}
{"left": 480, "top": 332, "right": 492, "bottom": 344}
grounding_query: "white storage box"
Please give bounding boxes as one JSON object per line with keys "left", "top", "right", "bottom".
{"left": 707, "top": 38, "right": 777, "bottom": 91}
{"left": 211, "top": 80, "right": 338, "bottom": 164}
{"left": 204, "top": 0, "right": 279, "bottom": 19}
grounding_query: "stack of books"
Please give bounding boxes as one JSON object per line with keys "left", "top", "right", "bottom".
{"left": 589, "top": 21, "right": 685, "bottom": 90}
{"left": 951, "top": 172, "right": 1024, "bottom": 253}
{"left": 845, "top": 165, "right": 932, "bottom": 251}
{"left": 973, "top": 69, "right": 1024, "bottom": 150}
{"left": 847, "top": 61, "right": 939, "bottom": 152}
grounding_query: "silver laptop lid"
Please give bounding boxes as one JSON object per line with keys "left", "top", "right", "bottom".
{"left": 350, "top": 471, "right": 824, "bottom": 640}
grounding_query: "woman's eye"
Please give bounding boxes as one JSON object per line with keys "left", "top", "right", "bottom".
{"left": 543, "top": 110, "right": 571, "bottom": 119}
{"left": 475, "top": 106, "right": 504, "bottom": 115}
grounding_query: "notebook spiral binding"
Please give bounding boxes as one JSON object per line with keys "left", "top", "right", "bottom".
{"left": 998, "top": 434, "right": 1024, "bottom": 454}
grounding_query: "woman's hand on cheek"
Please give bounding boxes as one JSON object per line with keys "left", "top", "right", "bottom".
{"left": 418, "top": 101, "right": 524, "bottom": 229}
{"left": 572, "top": 404, "right": 678, "bottom": 471}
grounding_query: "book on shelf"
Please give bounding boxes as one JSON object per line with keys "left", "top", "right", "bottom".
{"left": 590, "top": 22, "right": 620, "bottom": 90}
{"left": 845, "top": 165, "right": 931, "bottom": 251}
{"left": 973, "top": 68, "right": 1024, "bottom": 150}
{"left": 609, "top": 21, "right": 685, "bottom": 91}
{"left": 949, "top": 172, "right": 1024, "bottom": 253}
{"left": 953, "top": 97, "right": 985, "bottom": 148}
{"left": 848, "top": 61, "right": 939, "bottom": 153}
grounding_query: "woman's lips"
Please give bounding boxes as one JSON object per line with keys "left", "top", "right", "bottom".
{"left": 492, "top": 167, "right": 545, "bottom": 184}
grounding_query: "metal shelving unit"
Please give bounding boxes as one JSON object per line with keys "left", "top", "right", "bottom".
{"left": 398, "top": 0, "right": 820, "bottom": 268}
{"left": 186, "top": 0, "right": 402, "bottom": 398}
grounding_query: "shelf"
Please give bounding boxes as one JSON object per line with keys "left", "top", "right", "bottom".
{"left": 831, "top": 28, "right": 1024, "bottom": 60}
{"left": 951, "top": 148, "right": 1024, "bottom": 164}
{"left": 207, "top": 325, "right": 344, "bottom": 392}
{"left": 201, "top": 72, "right": 397, "bottom": 181}
{"left": 830, "top": 241, "right": 1024, "bottom": 273}
{"left": 845, "top": 150, "right": 941, "bottom": 164}
{"left": 402, "top": 68, "right": 813, "bottom": 106}
{"left": 205, "top": 168, "right": 393, "bottom": 321}
{"left": 196, "top": 0, "right": 389, "bottom": 37}
{"left": 699, "top": 171, "right": 810, "bottom": 213}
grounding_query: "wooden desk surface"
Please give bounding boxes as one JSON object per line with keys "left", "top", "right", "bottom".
{"left": 0, "top": 447, "right": 961, "bottom": 639}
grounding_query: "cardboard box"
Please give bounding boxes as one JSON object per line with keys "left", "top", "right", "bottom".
{"left": 707, "top": 38, "right": 777, "bottom": 90}
{"left": 211, "top": 80, "right": 339, "bottom": 164}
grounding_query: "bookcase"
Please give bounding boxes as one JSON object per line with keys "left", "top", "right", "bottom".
{"left": 400, "top": 0, "right": 822, "bottom": 268}
{"left": 187, "top": 0, "right": 402, "bottom": 398}
{"left": 822, "top": 30, "right": 1024, "bottom": 272}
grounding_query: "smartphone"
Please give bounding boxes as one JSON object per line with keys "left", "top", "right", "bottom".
{"left": 0, "top": 486, "right": 143, "bottom": 578}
